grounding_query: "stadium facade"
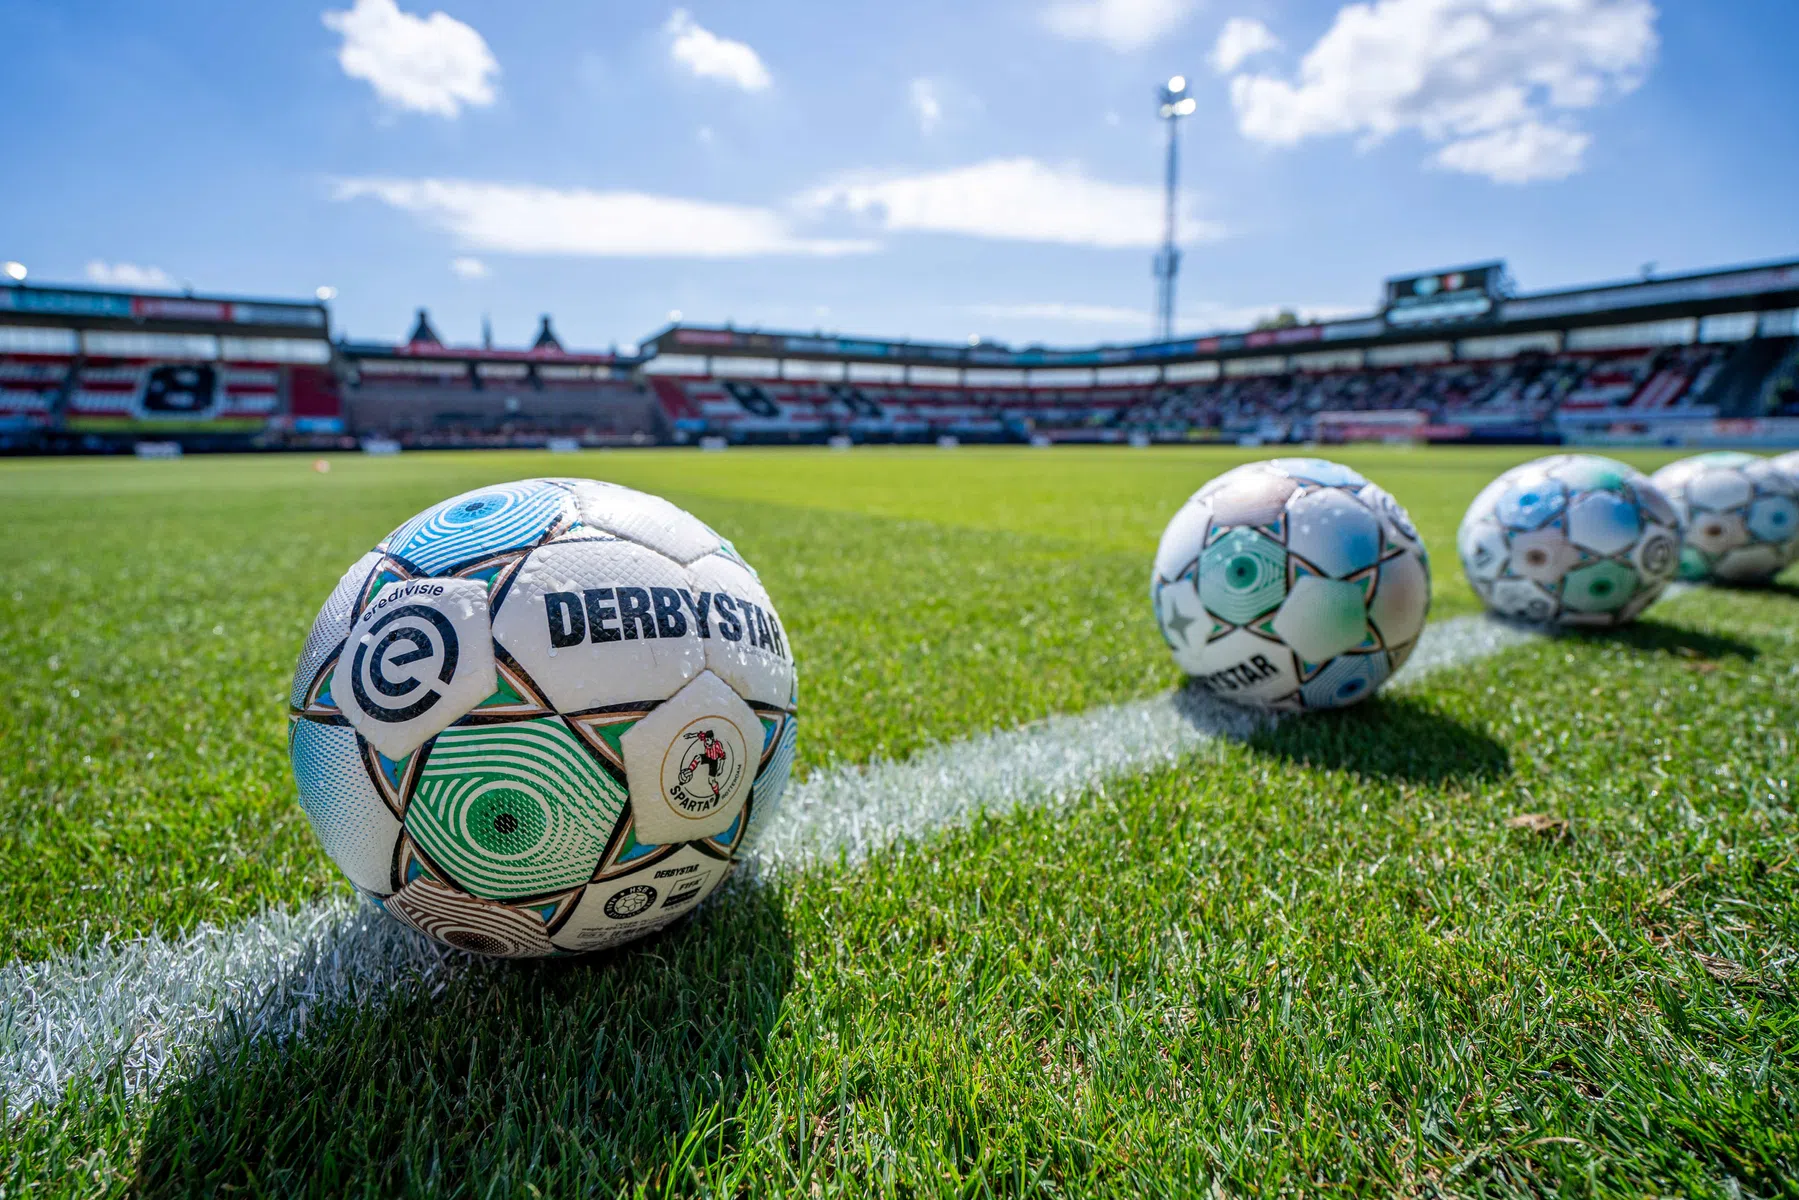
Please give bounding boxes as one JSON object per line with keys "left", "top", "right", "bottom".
{"left": 4, "top": 257, "right": 1797, "bottom": 455}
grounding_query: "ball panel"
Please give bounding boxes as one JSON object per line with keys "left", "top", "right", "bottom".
{"left": 291, "top": 551, "right": 384, "bottom": 710}
{"left": 1272, "top": 576, "right": 1369, "bottom": 665}
{"left": 686, "top": 551, "right": 795, "bottom": 711}
{"left": 1266, "top": 458, "right": 1367, "bottom": 488}
{"left": 1155, "top": 578, "right": 1214, "bottom": 674}
{"left": 384, "top": 481, "right": 574, "bottom": 575}
{"left": 1151, "top": 499, "right": 1211, "bottom": 584}
{"left": 1285, "top": 488, "right": 1381, "bottom": 578}
{"left": 331, "top": 578, "right": 498, "bottom": 761}
{"left": 570, "top": 481, "right": 723, "bottom": 566}
{"left": 1198, "top": 528, "right": 1287, "bottom": 625}
{"left": 1503, "top": 527, "right": 1585, "bottom": 588}
{"left": 1368, "top": 552, "right": 1429, "bottom": 648}
{"left": 1458, "top": 518, "right": 1508, "bottom": 583}
{"left": 383, "top": 876, "right": 556, "bottom": 958}
{"left": 619, "top": 670, "right": 760, "bottom": 845}
{"left": 1713, "top": 544, "right": 1787, "bottom": 583}
{"left": 742, "top": 713, "right": 797, "bottom": 853}
{"left": 1300, "top": 653, "right": 1390, "bottom": 709}
{"left": 1685, "top": 469, "right": 1753, "bottom": 512}
{"left": 1205, "top": 473, "right": 1295, "bottom": 529}
{"left": 1493, "top": 471, "right": 1566, "bottom": 530}
{"left": 1560, "top": 560, "right": 1638, "bottom": 614}
{"left": 1357, "top": 482, "right": 1422, "bottom": 547}
{"left": 549, "top": 844, "right": 729, "bottom": 954}
{"left": 1488, "top": 578, "right": 1557, "bottom": 623}
{"left": 491, "top": 538, "right": 706, "bottom": 712}
{"left": 1746, "top": 495, "right": 1798, "bottom": 543}
{"left": 406, "top": 717, "right": 627, "bottom": 901}
{"left": 289, "top": 719, "right": 402, "bottom": 895}
{"left": 1566, "top": 491, "right": 1641, "bottom": 556}
{"left": 1183, "top": 628, "right": 1298, "bottom": 705}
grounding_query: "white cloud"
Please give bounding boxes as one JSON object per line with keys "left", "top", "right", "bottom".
{"left": 1043, "top": 0, "right": 1197, "bottom": 51}
{"left": 449, "top": 256, "right": 488, "bottom": 278}
{"left": 1209, "top": 16, "right": 1280, "bottom": 74}
{"left": 797, "top": 157, "right": 1223, "bottom": 249}
{"left": 1430, "top": 119, "right": 1589, "bottom": 182}
{"left": 322, "top": 0, "right": 498, "bottom": 118}
{"left": 334, "top": 177, "right": 874, "bottom": 257}
{"left": 86, "top": 261, "right": 176, "bottom": 290}
{"left": 909, "top": 78, "right": 943, "bottom": 134}
{"left": 666, "top": 9, "right": 771, "bottom": 92}
{"left": 1226, "top": 0, "right": 1656, "bottom": 183}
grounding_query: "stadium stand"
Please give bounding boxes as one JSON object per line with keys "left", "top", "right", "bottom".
{"left": 4, "top": 255, "right": 1799, "bottom": 453}
{"left": 337, "top": 311, "right": 663, "bottom": 449}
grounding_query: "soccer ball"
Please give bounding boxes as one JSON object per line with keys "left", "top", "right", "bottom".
{"left": 1650, "top": 452, "right": 1799, "bottom": 584}
{"left": 1457, "top": 454, "right": 1682, "bottom": 626}
{"left": 1773, "top": 450, "right": 1799, "bottom": 484}
{"left": 1150, "top": 458, "right": 1430, "bottom": 711}
{"left": 287, "top": 478, "right": 797, "bottom": 958}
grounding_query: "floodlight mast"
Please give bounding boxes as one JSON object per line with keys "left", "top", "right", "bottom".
{"left": 1154, "top": 76, "right": 1194, "bottom": 342}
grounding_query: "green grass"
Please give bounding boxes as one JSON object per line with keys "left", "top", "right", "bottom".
{"left": 0, "top": 444, "right": 1657, "bottom": 961}
{"left": 3, "top": 445, "right": 1794, "bottom": 1197}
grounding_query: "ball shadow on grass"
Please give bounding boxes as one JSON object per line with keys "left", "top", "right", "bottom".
{"left": 133, "top": 879, "right": 793, "bottom": 1198}
{"left": 1235, "top": 692, "right": 1512, "bottom": 787}
{"left": 1563, "top": 615, "right": 1759, "bottom": 662}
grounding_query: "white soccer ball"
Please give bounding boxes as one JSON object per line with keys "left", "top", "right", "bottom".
{"left": 1650, "top": 452, "right": 1799, "bottom": 584}
{"left": 1150, "top": 458, "right": 1430, "bottom": 711}
{"left": 1768, "top": 449, "right": 1799, "bottom": 495}
{"left": 288, "top": 478, "right": 797, "bottom": 958}
{"left": 1457, "top": 454, "right": 1682, "bottom": 626}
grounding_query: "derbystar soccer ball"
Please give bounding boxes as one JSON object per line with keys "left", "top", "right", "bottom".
{"left": 1458, "top": 454, "right": 1682, "bottom": 626}
{"left": 1151, "top": 458, "right": 1430, "bottom": 710}
{"left": 1650, "top": 452, "right": 1799, "bottom": 584}
{"left": 287, "top": 478, "right": 797, "bottom": 958}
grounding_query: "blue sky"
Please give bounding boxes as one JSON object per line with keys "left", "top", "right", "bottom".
{"left": 3, "top": 0, "right": 1795, "bottom": 352}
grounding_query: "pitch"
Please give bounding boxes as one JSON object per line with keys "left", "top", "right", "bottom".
{"left": 2, "top": 445, "right": 1795, "bottom": 1198}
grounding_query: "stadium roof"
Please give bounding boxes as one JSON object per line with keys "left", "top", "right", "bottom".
{"left": 0, "top": 280, "right": 328, "bottom": 338}
{"left": 639, "top": 255, "right": 1799, "bottom": 370}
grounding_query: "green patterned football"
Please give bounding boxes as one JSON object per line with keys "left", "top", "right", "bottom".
{"left": 287, "top": 478, "right": 797, "bottom": 958}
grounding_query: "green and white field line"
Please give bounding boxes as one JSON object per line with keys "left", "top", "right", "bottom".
{"left": 0, "top": 609, "right": 1549, "bottom": 1113}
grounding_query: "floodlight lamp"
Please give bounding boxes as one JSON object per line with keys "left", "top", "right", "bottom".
{"left": 2, "top": 261, "right": 25, "bottom": 282}
{"left": 314, "top": 285, "right": 337, "bottom": 302}
{"left": 668, "top": 309, "right": 683, "bottom": 323}
{"left": 1173, "top": 97, "right": 1197, "bottom": 116}
{"left": 1167, "top": 75, "right": 1187, "bottom": 94}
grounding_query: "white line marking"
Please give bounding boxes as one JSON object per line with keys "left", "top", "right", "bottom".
{"left": 0, "top": 609, "right": 1576, "bottom": 1112}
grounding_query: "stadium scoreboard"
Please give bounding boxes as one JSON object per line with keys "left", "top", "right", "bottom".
{"left": 1383, "top": 262, "right": 1509, "bottom": 328}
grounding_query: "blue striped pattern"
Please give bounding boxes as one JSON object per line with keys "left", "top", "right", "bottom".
{"left": 743, "top": 715, "right": 797, "bottom": 852}
{"left": 383, "top": 481, "right": 572, "bottom": 574}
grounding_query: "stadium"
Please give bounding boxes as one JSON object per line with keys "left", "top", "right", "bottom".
{"left": 6, "top": 255, "right": 1799, "bottom": 456}
{"left": 6, "top": 1, "right": 1799, "bottom": 1196}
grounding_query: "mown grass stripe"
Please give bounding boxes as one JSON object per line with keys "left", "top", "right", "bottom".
{"left": 0, "top": 610, "right": 1564, "bottom": 1114}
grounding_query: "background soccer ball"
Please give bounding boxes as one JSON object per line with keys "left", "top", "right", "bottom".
{"left": 1650, "top": 452, "right": 1799, "bottom": 584}
{"left": 1770, "top": 450, "right": 1799, "bottom": 491}
{"left": 1151, "top": 458, "right": 1430, "bottom": 711}
{"left": 1457, "top": 454, "right": 1682, "bottom": 626}
{"left": 288, "top": 478, "right": 797, "bottom": 958}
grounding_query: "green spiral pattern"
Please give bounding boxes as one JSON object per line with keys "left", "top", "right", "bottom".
{"left": 407, "top": 718, "right": 627, "bottom": 900}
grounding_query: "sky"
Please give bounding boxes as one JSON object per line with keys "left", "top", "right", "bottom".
{"left": 3, "top": 0, "right": 1796, "bottom": 353}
